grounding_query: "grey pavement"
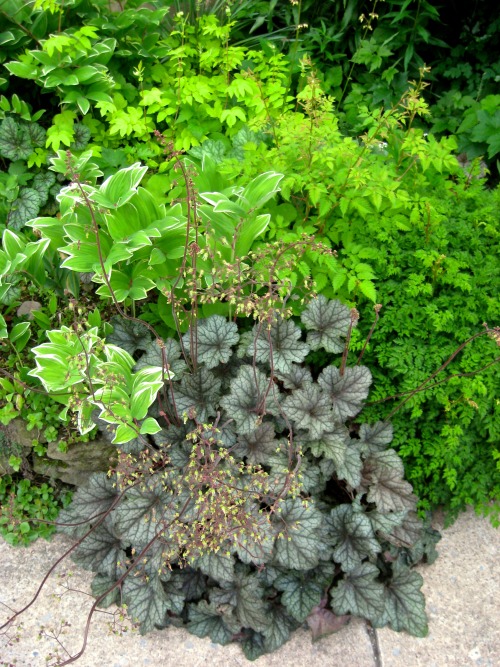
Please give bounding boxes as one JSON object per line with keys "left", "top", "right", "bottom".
{"left": 0, "top": 508, "right": 498, "bottom": 667}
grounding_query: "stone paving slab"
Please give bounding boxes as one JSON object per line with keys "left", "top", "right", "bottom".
{"left": 377, "top": 509, "right": 500, "bottom": 667}
{"left": 0, "top": 508, "right": 498, "bottom": 667}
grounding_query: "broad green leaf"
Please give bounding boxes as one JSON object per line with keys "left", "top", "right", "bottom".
{"left": 130, "top": 367, "right": 164, "bottom": 420}
{"left": 97, "top": 163, "right": 148, "bottom": 208}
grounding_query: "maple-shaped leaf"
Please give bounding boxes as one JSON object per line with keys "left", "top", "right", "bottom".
{"left": 134, "top": 337, "right": 187, "bottom": 378}
{"left": 262, "top": 607, "right": 298, "bottom": 653}
{"left": 8, "top": 188, "right": 40, "bottom": 230}
{"left": 249, "top": 318, "right": 309, "bottom": 373}
{"left": 183, "top": 316, "right": 239, "bottom": 368}
{"left": 275, "top": 364, "right": 312, "bottom": 390}
{"left": 389, "top": 518, "right": 441, "bottom": 566}
{"left": 307, "top": 425, "right": 349, "bottom": 465}
{"left": 275, "top": 569, "right": 333, "bottom": 622}
{"left": 301, "top": 296, "right": 352, "bottom": 353}
{"left": 107, "top": 316, "right": 151, "bottom": 355}
{"left": 173, "top": 366, "right": 222, "bottom": 421}
{"left": 72, "top": 517, "right": 126, "bottom": 578}
{"left": 220, "top": 365, "right": 269, "bottom": 434}
{"left": 0, "top": 117, "right": 32, "bottom": 160}
{"left": 381, "top": 562, "right": 428, "bottom": 637}
{"left": 122, "top": 573, "right": 171, "bottom": 635}
{"left": 318, "top": 365, "right": 372, "bottom": 420}
{"left": 282, "top": 384, "right": 336, "bottom": 440}
{"left": 210, "top": 567, "right": 269, "bottom": 633}
{"left": 363, "top": 449, "right": 417, "bottom": 513}
{"left": 328, "top": 505, "right": 381, "bottom": 571}
{"left": 330, "top": 562, "right": 386, "bottom": 624}
{"left": 272, "top": 498, "right": 324, "bottom": 570}
{"left": 234, "top": 422, "right": 276, "bottom": 464}
{"left": 358, "top": 421, "right": 393, "bottom": 454}
{"left": 114, "top": 481, "right": 174, "bottom": 547}
{"left": 91, "top": 573, "right": 120, "bottom": 608}
{"left": 379, "top": 510, "right": 422, "bottom": 549}
{"left": 191, "top": 550, "right": 235, "bottom": 583}
{"left": 57, "top": 473, "right": 118, "bottom": 538}
{"left": 306, "top": 605, "right": 351, "bottom": 642}
{"left": 187, "top": 600, "right": 241, "bottom": 645}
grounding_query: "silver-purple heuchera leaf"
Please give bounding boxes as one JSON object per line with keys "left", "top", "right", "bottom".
{"left": 318, "top": 365, "right": 372, "bottom": 420}
{"left": 282, "top": 384, "right": 336, "bottom": 439}
{"left": 249, "top": 317, "right": 309, "bottom": 373}
{"left": 301, "top": 296, "right": 352, "bottom": 353}
{"left": 183, "top": 315, "right": 239, "bottom": 368}
{"left": 220, "top": 365, "right": 269, "bottom": 434}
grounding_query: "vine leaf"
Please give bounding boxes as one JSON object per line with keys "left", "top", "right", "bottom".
{"left": 57, "top": 473, "right": 118, "bottom": 538}
{"left": 318, "top": 365, "right": 372, "bottom": 420}
{"left": 8, "top": 188, "right": 40, "bottom": 230}
{"left": 183, "top": 316, "right": 239, "bottom": 368}
{"left": 107, "top": 316, "right": 151, "bottom": 355}
{"left": 272, "top": 498, "right": 324, "bottom": 570}
{"left": 381, "top": 563, "right": 428, "bottom": 637}
{"left": 173, "top": 367, "right": 222, "bottom": 421}
{"left": 328, "top": 505, "right": 381, "bottom": 571}
{"left": 363, "top": 449, "right": 417, "bottom": 513}
{"left": 220, "top": 365, "right": 269, "bottom": 434}
{"left": 122, "top": 573, "right": 171, "bottom": 635}
{"left": 187, "top": 600, "right": 241, "bottom": 645}
{"left": 330, "top": 562, "right": 386, "bottom": 624}
{"left": 249, "top": 318, "right": 309, "bottom": 373}
{"left": 301, "top": 296, "right": 352, "bottom": 353}
{"left": 282, "top": 384, "right": 335, "bottom": 439}
{"left": 234, "top": 422, "right": 276, "bottom": 464}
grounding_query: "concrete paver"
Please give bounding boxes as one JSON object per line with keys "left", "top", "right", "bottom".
{"left": 0, "top": 508, "right": 498, "bottom": 667}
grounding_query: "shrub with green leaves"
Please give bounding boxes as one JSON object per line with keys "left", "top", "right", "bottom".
{"left": 32, "top": 299, "right": 439, "bottom": 659}
{"left": 0, "top": 473, "right": 71, "bottom": 546}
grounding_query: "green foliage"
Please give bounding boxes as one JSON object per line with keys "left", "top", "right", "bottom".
{"left": 0, "top": 473, "right": 71, "bottom": 546}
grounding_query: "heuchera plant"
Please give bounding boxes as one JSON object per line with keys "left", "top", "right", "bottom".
{"left": 24, "top": 298, "right": 438, "bottom": 661}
